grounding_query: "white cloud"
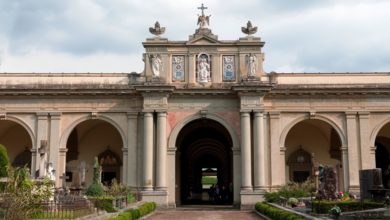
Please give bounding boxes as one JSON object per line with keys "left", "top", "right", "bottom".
{"left": 0, "top": 0, "right": 389, "bottom": 73}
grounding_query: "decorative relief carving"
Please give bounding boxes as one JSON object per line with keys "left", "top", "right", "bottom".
{"left": 172, "top": 56, "right": 185, "bottom": 82}
{"left": 189, "top": 47, "right": 218, "bottom": 53}
{"left": 222, "top": 55, "right": 235, "bottom": 81}
{"left": 240, "top": 96, "right": 262, "bottom": 110}
{"left": 143, "top": 96, "right": 168, "bottom": 109}
{"left": 146, "top": 47, "right": 168, "bottom": 52}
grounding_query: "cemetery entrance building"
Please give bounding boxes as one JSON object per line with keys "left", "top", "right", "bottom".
{"left": 0, "top": 5, "right": 390, "bottom": 208}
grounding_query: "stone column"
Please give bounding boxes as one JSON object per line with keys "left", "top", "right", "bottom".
{"left": 156, "top": 111, "right": 167, "bottom": 191}
{"left": 345, "top": 112, "right": 360, "bottom": 192}
{"left": 240, "top": 111, "right": 252, "bottom": 190}
{"left": 341, "top": 146, "right": 349, "bottom": 192}
{"left": 127, "top": 112, "right": 138, "bottom": 188}
{"left": 143, "top": 112, "right": 154, "bottom": 191}
{"left": 167, "top": 147, "right": 176, "bottom": 207}
{"left": 253, "top": 111, "right": 265, "bottom": 191}
{"left": 49, "top": 112, "right": 61, "bottom": 187}
{"left": 35, "top": 112, "right": 49, "bottom": 178}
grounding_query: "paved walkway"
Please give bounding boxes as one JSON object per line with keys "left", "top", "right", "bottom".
{"left": 144, "top": 206, "right": 263, "bottom": 220}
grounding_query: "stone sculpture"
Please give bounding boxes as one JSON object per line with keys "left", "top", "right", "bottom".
{"left": 241, "top": 20, "right": 258, "bottom": 36}
{"left": 149, "top": 21, "right": 165, "bottom": 37}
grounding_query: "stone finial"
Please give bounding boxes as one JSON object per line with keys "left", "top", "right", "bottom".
{"left": 241, "top": 20, "right": 258, "bottom": 36}
{"left": 149, "top": 21, "right": 166, "bottom": 37}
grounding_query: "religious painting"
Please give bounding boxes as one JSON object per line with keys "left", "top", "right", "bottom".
{"left": 223, "top": 55, "right": 235, "bottom": 81}
{"left": 172, "top": 55, "right": 185, "bottom": 82}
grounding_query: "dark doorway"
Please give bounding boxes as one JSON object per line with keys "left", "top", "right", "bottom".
{"left": 176, "top": 119, "right": 233, "bottom": 205}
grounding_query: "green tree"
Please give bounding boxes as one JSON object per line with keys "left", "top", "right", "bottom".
{"left": 0, "top": 144, "right": 9, "bottom": 177}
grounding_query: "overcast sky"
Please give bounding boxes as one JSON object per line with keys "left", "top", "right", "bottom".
{"left": 0, "top": 0, "right": 389, "bottom": 73}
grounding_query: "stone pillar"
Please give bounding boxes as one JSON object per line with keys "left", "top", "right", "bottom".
{"left": 58, "top": 148, "right": 67, "bottom": 187}
{"left": 122, "top": 147, "right": 128, "bottom": 184}
{"left": 240, "top": 111, "right": 252, "bottom": 190}
{"left": 253, "top": 111, "right": 265, "bottom": 190}
{"left": 232, "top": 148, "right": 241, "bottom": 204}
{"left": 127, "top": 112, "right": 138, "bottom": 188}
{"left": 35, "top": 112, "right": 49, "bottom": 178}
{"left": 269, "top": 112, "right": 284, "bottom": 189}
{"left": 358, "top": 112, "right": 375, "bottom": 169}
{"left": 49, "top": 112, "right": 61, "bottom": 187}
{"left": 341, "top": 146, "right": 349, "bottom": 192}
{"left": 345, "top": 112, "right": 360, "bottom": 192}
{"left": 143, "top": 112, "right": 154, "bottom": 191}
{"left": 212, "top": 54, "right": 222, "bottom": 83}
{"left": 156, "top": 111, "right": 167, "bottom": 191}
{"left": 167, "top": 147, "right": 176, "bottom": 207}
{"left": 30, "top": 149, "right": 37, "bottom": 178}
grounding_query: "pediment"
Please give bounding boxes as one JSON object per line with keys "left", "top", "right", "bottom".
{"left": 186, "top": 35, "right": 221, "bottom": 45}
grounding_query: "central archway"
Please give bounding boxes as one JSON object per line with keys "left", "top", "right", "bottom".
{"left": 176, "top": 118, "right": 233, "bottom": 205}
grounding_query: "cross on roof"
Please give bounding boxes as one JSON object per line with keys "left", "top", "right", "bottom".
{"left": 197, "top": 3, "right": 208, "bottom": 16}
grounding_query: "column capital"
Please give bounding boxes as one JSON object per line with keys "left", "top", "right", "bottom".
{"left": 370, "top": 145, "right": 376, "bottom": 153}
{"left": 253, "top": 111, "right": 264, "bottom": 117}
{"left": 269, "top": 111, "right": 280, "bottom": 119}
{"left": 156, "top": 111, "right": 167, "bottom": 116}
{"left": 122, "top": 147, "right": 128, "bottom": 152}
{"left": 36, "top": 112, "right": 49, "bottom": 119}
{"left": 127, "top": 112, "right": 139, "bottom": 119}
{"left": 358, "top": 111, "right": 370, "bottom": 119}
{"left": 340, "top": 146, "right": 348, "bottom": 152}
{"left": 345, "top": 111, "right": 357, "bottom": 119}
{"left": 50, "top": 112, "right": 62, "bottom": 120}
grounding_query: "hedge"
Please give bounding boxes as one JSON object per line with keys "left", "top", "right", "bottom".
{"left": 255, "top": 202, "right": 305, "bottom": 220}
{"left": 312, "top": 200, "right": 383, "bottom": 214}
{"left": 106, "top": 202, "right": 157, "bottom": 220}
{"left": 93, "top": 196, "right": 117, "bottom": 213}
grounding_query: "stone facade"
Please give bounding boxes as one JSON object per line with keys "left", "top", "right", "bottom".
{"left": 1, "top": 10, "right": 390, "bottom": 209}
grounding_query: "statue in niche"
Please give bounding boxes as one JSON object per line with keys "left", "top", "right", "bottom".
{"left": 150, "top": 54, "right": 163, "bottom": 77}
{"left": 247, "top": 54, "right": 257, "bottom": 77}
{"left": 197, "top": 54, "right": 210, "bottom": 83}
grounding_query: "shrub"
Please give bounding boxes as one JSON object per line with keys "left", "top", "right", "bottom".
{"left": 288, "top": 197, "right": 299, "bottom": 207}
{"left": 93, "top": 196, "right": 116, "bottom": 213}
{"left": 86, "top": 182, "right": 105, "bottom": 197}
{"left": 0, "top": 144, "right": 9, "bottom": 177}
{"left": 106, "top": 202, "right": 156, "bottom": 220}
{"left": 312, "top": 200, "right": 383, "bottom": 214}
{"left": 255, "top": 202, "right": 305, "bottom": 220}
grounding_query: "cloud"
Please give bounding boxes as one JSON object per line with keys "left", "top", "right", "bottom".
{"left": 0, "top": 0, "right": 389, "bottom": 72}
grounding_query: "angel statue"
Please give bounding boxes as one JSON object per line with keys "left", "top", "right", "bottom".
{"left": 198, "top": 14, "right": 211, "bottom": 29}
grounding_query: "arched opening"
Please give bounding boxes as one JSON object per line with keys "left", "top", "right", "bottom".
{"left": 65, "top": 119, "right": 123, "bottom": 189}
{"left": 176, "top": 118, "right": 233, "bottom": 205}
{"left": 375, "top": 122, "right": 390, "bottom": 188}
{"left": 285, "top": 119, "right": 343, "bottom": 190}
{"left": 0, "top": 120, "right": 32, "bottom": 169}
